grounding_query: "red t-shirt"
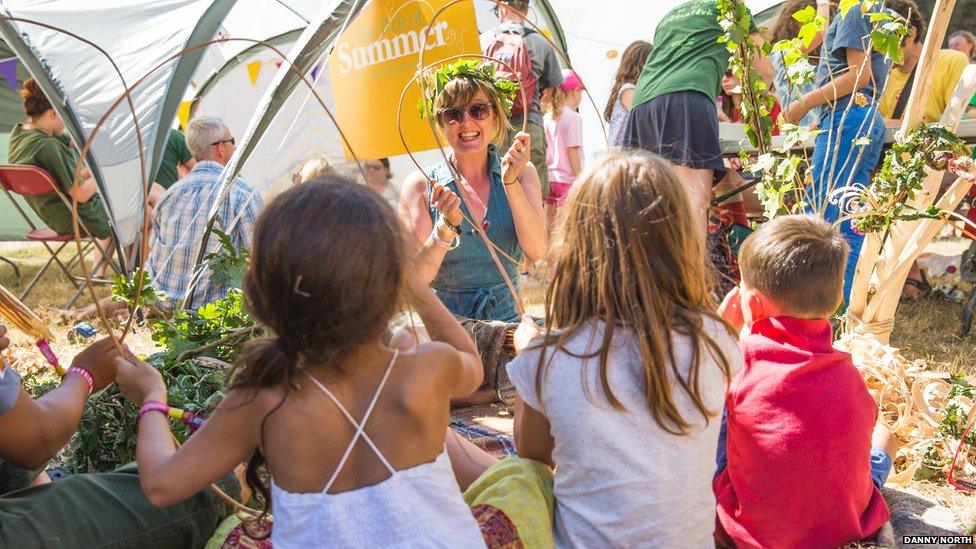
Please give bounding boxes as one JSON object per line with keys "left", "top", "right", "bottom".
{"left": 714, "top": 317, "right": 889, "bottom": 548}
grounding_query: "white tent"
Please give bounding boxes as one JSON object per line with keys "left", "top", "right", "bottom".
{"left": 0, "top": 0, "right": 786, "bottom": 270}
{"left": 195, "top": 0, "right": 787, "bottom": 195}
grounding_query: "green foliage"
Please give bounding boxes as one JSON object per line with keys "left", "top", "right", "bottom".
{"left": 112, "top": 270, "right": 164, "bottom": 309}
{"left": 722, "top": 0, "right": 915, "bottom": 218}
{"left": 417, "top": 58, "right": 520, "bottom": 120}
{"left": 203, "top": 227, "right": 249, "bottom": 291}
{"left": 853, "top": 125, "right": 966, "bottom": 234}
{"left": 717, "top": 0, "right": 775, "bottom": 151}
{"left": 33, "top": 235, "right": 260, "bottom": 473}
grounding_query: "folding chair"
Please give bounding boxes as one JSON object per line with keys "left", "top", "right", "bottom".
{"left": 0, "top": 255, "right": 19, "bottom": 284}
{"left": 0, "top": 165, "right": 113, "bottom": 307}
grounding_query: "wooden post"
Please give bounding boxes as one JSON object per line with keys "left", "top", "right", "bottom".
{"left": 846, "top": 63, "right": 976, "bottom": 342}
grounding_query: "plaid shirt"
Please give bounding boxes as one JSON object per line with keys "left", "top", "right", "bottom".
{"left": 147, "top": 160, "right": 262, "bottom": 310}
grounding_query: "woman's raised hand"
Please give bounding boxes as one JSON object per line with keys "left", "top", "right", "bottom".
{"left": 501, "top": 132, "right": 531, "bottom": 185}
{"left": 431, "top": 182, "right": 463, "bottom": 227}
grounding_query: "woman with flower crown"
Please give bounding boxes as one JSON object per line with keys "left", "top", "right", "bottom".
{"left": 399, "top": 59, "right": 547, "bottom": 325}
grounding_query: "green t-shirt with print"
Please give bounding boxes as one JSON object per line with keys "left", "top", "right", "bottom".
{"left": 156, "top": 128, "right": 193, "bottom": 189}
{"left": 631, "top": 0, "right": 755, "bottom": 108}
{"left": 7, "top": 124, "right": 111, "bottom": 238}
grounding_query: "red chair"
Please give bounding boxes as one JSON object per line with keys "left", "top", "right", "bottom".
{"left": 0, "top": 164, "right": 112, "bottom": 307}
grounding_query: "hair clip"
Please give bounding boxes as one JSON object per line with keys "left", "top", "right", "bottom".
{"left": 293, "top": 275, "right": 311, "bottom": 298}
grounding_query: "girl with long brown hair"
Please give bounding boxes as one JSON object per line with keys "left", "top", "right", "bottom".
{"left": 604, "top": 40, "right": 652, "bottom": 146}
{"left": 113, "top": 176, "right": 490, "bottom": 546}
{"left": 506, "top": 149, "right": 741, "bottom": 546}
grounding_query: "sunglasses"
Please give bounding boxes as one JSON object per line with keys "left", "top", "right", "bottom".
{"left": 211, "top": 137, "right": 235, "bottom": 147}
{"left": 438, "top": 102, "right": 493, "bottom": 125}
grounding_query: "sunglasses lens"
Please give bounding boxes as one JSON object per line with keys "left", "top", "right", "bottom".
{"left": 469, "top": 103, "right": 491, "bottom": 120}
{"left": 440, "top": 108, "right": 463, "bottom": 124}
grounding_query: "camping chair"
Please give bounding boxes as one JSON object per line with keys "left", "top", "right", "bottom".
{"left": 0, "top": 256, "right": 19, "bottom": 285}
{"left": 0, "top": 165, "right": 113, "bottom": 307}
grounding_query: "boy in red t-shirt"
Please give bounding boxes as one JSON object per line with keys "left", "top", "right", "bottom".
{"left": 715, "top": 215, "right": 895, "bottom": 548}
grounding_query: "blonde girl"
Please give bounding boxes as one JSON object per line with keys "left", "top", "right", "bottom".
{"left": 507, "top": 149, "right": 742, "bottom": 547}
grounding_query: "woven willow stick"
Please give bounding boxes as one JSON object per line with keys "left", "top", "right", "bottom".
{"left": 0, "top": 283, "right": 54, "bottom": 342}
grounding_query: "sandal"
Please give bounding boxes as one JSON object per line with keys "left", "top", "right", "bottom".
{"left": 901, "top": 273, "right": 932, "bottom": 302}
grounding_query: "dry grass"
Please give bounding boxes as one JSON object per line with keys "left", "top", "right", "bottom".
{"left": 890, "top": 285, "right": 976, "bottom": 376}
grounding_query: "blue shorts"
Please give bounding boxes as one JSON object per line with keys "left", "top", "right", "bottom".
{"left": 869, "top": 446, "right": 892, "bottom": 489}
{"left": 715, "top": 412, "right": 893, "bottom": 489}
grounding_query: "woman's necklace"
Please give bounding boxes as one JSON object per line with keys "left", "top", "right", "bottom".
{"left": 449, "top": 159, "right": 491, "bottom": 234}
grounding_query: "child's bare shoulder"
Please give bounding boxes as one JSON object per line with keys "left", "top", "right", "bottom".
{"left": 395, "top": 342, "right": 464, "bottom": 386}
{"left": 216, "top": 384, "right": 289, "bottom": 418}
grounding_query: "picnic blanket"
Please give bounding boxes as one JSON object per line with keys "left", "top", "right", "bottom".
{"left": 451, "top": 403, "right": 517, "bottom": 459}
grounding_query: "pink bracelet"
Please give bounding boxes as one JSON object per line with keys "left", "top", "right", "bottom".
{"left": 139, "top": 400, "right": 169, "bottom": 418}
{"left": 65, "top": 367, "right": 93, "bottom": 395}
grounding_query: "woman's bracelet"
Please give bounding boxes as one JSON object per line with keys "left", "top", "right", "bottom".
{"left": 503, "top": 177, "right": 520, "bottom": 186}
{"left": 139, "top": 400, "right": 169, "bottom": 418}
{"left": 430, "top": 225, "right": 460, "bottom": 250}
{"left": 440, "top": 217, "right": 462, "bottom": 235}
{"left": 65, "top": 366, "right": 93, "bottom": 396}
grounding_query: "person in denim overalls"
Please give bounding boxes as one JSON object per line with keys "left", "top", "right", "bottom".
{"left": 400, "top": 61, "right": 547, "bottom": 324}
{"left": 781, "top": 2, "right": 894, "bottom": 305}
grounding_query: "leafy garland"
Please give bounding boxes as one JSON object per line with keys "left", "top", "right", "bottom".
{"left": 417, "top": 58, "right": 520, "bottom": 119}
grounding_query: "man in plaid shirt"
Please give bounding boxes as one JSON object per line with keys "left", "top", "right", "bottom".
{"left": 146, "top": 115, "right": 262, "bottom": 310}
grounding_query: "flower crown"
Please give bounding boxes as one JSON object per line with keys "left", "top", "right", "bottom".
{"left": 417, "top": 58, "right": 520, "bottom": 119}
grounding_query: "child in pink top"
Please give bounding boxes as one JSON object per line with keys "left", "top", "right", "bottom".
{"left": 715, "top": 215, "right": 894, "bottom": 548}
{"left": 543, "top": 69, "right": 584, "bottom": 231}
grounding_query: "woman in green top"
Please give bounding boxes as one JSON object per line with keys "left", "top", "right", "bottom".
{"left": 623, "top": 0, "right": 771, "bottom": 238}
{"left": 8, "top": 79, "right": 113, "bottom": 269}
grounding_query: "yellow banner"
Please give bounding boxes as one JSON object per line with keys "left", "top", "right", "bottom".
{"left": 327, "top": 0, "right": 480, "bottom": 160}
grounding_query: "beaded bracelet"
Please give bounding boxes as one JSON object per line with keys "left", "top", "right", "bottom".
{"left": 440, "top": 217, "right": 462, "bottom": 235}
{"left": 65, "top": 366, "right": 93, "bottom": 396}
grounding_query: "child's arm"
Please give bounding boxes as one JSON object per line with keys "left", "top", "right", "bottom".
{"left": 0, "top": 336, "right": 121, "bottom": 468}
{"left": 514, "top": 397, "right": 555, "bottom": 467}
{"left": 567, "top": 146, "right": 583, "bottom": 179}
{"left": 115, "top": 356, "right": 263, "bottom": 507}
{"left": 620, "top": 87, "right": 635, "bottom": 110}
{"left": 784, "top": 48, "right": 873, "bottom": 124}
{"left": 403, "top": 273, "right": 483, "bottom": 398}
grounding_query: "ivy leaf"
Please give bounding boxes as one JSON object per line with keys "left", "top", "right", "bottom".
{"left": 839, "top": 0, "right": 859, "bottom": 17}
{"left": 792, "top": 5, "right": 817, "bottom": 24}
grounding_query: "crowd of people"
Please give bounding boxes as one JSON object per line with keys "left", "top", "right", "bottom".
{"left": 0, "top": 0, "right": 974, "bottom": 546}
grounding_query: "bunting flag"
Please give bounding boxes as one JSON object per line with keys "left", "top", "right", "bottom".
{"left": 310, "top": 63, "right": 320, "bottom": 82}
{"left": 246, "top": 60, "right": 262, "bottom": 86}
{"left": 177, "top": 100, "right": 193, "bottom": 129}
{"left": 0, "top": 58, "right": 17, "bottom": 92}
{"left": 274, "top": 61, "right": 282, "bottom": 69}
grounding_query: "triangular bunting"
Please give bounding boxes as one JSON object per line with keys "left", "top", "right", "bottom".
{"left": 177, "top": 100, "right": 193, "bottom": 129}
{"left": 274, "top": 61, "right": 282, "bottom": 69}
{"left": 0, "top": 58, "right": 17, "bottom": 92}
{"left": 246, "top": 60, "right": 262, "bottom": 86}
{"left": 310, "top": 64, "right": 320, "bottom": 82}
